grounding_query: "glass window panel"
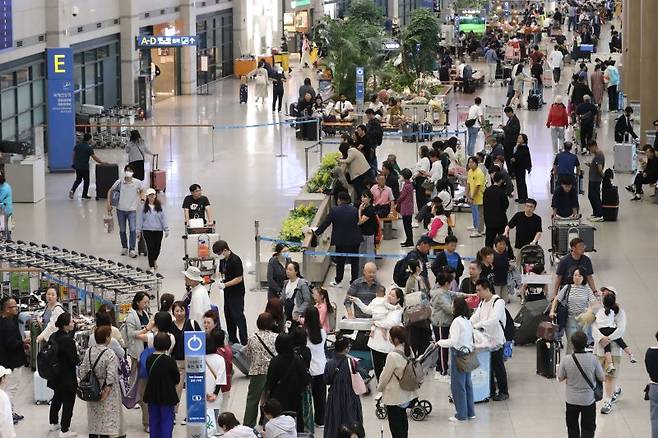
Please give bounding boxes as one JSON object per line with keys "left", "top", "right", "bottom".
{"left": 1, "top": 73, "right": 13, "bottom": 89}
{"left": 74, "top": 53, "right": 83, "bottom": 65}
{"left": 2, "top": 117, "right": 15, "bottom": 140}
{"left": 74, "top": 67, "right": 83, "bottom": 91}
{"left": 32, "top": 80, "right": 44, "bottom": 106}
{"left": 33, "top": 105, "right": 44, "bottom": 126}
{"left": 1, "top": 89, "right": 15, "bottom": 118}
{"left": 74, "top": 91, "right": 82, "bottom": 110}
{"left": 85, "top": 50, "right": 97, "bottom": 63}
{"left": 16, "top": 68, "right": 29, "bottom": 84}
{"left": 33, "top": 62, "right": 45, "bottom": 79}
{"left": 84, "top": 64, "right": 96, "bottom": 88}
{"left": 17, "top": 84, "right": 30, "bottom": 113}
{"left": 85, "top": 88, "right": 96, "bottom": 105}
{"left": 18, "top": 112, "right": 31, "bottom": 134}
{"left": 97, "top": 45, "right": 109, "bottom": 59}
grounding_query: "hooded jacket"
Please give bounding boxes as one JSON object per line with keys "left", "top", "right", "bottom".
{"left": 264, "top": 415, "right": 297, "bottom": 438}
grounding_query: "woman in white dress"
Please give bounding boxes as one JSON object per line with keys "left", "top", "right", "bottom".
{"left": 249, "top": 61, "right": 269, "bottom": 103}
{"left": 300, "top": 34, "right": 312, "bottom": 68}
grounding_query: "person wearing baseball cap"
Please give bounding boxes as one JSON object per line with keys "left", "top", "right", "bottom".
{"left": 137, "top": 188, "right": 169, "bottom": 272}
{"left": 0, "top": 365, "right": 15, "bottom": 437}
{"left": 183, "top": 266, "right": 212, "bottom": 329}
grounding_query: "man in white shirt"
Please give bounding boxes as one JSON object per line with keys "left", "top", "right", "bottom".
{"left": 548, "top": 45, "right": 565, "bottom": 85}
{"left": 470, "top": 279, "right": 509, "bottom": 401}
{"left": 331, "top": 93, "right": 354, "bottom": 121}
{"left": 0, "top": 366, "right": 15, "bottom": 438}
{"left": 183, "top": 266, "right": 213, "bottom": 329}
{"left": 466, "top": 97, "right": 485, "bottom": 157}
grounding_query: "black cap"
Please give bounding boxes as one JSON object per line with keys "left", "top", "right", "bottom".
{"left": 417, "top": 236, "right": 434, "bottom": 246}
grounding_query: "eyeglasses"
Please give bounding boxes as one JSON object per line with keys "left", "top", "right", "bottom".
{"left": 6, "top": 305, "right": 17, "bottom": 309}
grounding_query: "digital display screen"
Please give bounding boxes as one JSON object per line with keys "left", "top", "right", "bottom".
{"left": 0, "top": 0, "right": 12, "bottom": 51}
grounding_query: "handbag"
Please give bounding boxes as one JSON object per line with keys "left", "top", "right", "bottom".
{"left": 572, "top": 354, "right": 603, "bottom": 402}
{"left": 555, "top": 285, "right": 571, "bottom": 330}
{"left": 77, "top": 348, "right": 108, "bottom": 402}
{"left": 403, "top": 304, "right": 432, "bottom": 325}
{"left": 109, "top": 182, "right": 121, "bottom": 207}
{"left": 455, "top": 332, "right": 480, "bottom": 373}
{"left": 465, "top": 118, "right": 476, "bottom": 128}
{"left": 347, "top": 357, "right": 367, "bottom": 395}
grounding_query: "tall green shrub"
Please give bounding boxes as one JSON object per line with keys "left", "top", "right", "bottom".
{"left": 401, "top": 9, "right": 440, "bottom": 78}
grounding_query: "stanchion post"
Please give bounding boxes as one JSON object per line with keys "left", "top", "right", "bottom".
{"left": 317, "top": 118, "right": 323, "bottom": 157}
{"left": 254, "top": 220, "right": 261, "bottom": 287}
{"left": 169, "top": 126, "right": 173, "bottom": 162}
{"left": 211, "top": 126, "right": 216, "bottom": 163}
{"left": 305, "top": 147, "right": 309, "bottom": 181}
{"left": 276, "top": 119, "right": 286, "bottom": 157}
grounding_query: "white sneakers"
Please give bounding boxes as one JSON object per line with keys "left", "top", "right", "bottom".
{"left": 129, "top": 249, "right": 138, "bottom": 258}
{"left": 121, "top": 248, "right": 128, "bottom": 256}
{"left": 59, "top": 431, "right": 77, "bottom": 438}
{"left": 49, "top": 424, "right": 61, "bottom": 432}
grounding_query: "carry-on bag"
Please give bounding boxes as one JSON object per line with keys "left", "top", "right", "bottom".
{"left": 239, "top": 84, "right": 248, "bottom": 104}
{"left": 150, "top": 154, "right": 166, "bottom": 192}
{"left": 95, "top": 163, "right": 119, "bottom": 200}
{"left": 34, "top": 370, "right": 54, "bottom": 405}
{"left": 514, "top": 298, "right": 549, "bottom": 345}
{"left": 230, "top": 343, "right": 251, "bottom": 376}
{"left": 536, "top": 339, "right": 559, "bottom": 378}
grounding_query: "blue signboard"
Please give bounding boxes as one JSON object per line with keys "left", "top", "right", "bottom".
{"left": 355, "top": 66, "right": 364, "bottom": 106}
{"left": 46, "top": 48, "right": 75, "bottom": 172}
{"left": 0, "top": 0, "right": 12, "bottom": 51}
{"left": 136, "top": 35, "right": 198, "bottom": 48}
{"left": 184, "top": 331, "right": 206, "bottom": 426}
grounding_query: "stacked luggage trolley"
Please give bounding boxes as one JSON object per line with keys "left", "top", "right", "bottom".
{"left": 548, "top": 217, "right": 596, "bottom": 265}
{"left": 183, "top": 222, "right": 220, "bottom": 283}
{"left": 0, "top": 240, "right": 163, "bottom": 321}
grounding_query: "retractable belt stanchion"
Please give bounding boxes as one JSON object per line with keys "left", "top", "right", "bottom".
{"left": 254, "top": 220, "right": 261, "bottom": 288}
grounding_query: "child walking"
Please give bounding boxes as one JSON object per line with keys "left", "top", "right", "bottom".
{"left": 595, "top": 292, "right": 636, "bottom": 373}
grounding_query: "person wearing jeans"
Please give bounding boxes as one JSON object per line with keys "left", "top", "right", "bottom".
{"left": 586, "top": 141, "right": 605, "bottom": 221}
{"left": 466, "top": 157, "right": 485, "bottom": 238}
{"left": 466, "top": 97, "right": 484, "bottom": 157}
{"left": 137, "top": 188, "right": 169, "bottom": 272}
{"left": 547, "top": 96, "right": 569, "bottom": 154}
{"left": 557, "top": 331, "right": 604, "bottom": 438}
{"left": 107, "top": 164, "right": 144, "bottom": 257}
{"left": 438, "top": 297, "right": 476, "bottom": 422}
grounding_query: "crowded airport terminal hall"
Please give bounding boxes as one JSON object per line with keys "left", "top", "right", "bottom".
{"left": 0, "top": 0, "right": 658, "bottom": 437}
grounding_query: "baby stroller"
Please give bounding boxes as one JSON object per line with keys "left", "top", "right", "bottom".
{"left": 518, "top": 244, "right": 545, "bottom": 274}
{"left": 374, "top": 343, "right": 439, "bottom": 421}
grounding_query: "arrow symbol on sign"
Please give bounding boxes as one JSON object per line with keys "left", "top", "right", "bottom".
{"left": 189, "top": 37, "right": 196, "bottom": 44}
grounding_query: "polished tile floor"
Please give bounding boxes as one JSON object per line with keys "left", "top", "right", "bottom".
{"left": 11, "top": 19, "right": 658, "bottom": 438}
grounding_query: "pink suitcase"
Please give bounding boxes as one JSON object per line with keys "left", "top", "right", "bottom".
{"left": 150, "top": 154, "right": 166, "bottom": 192}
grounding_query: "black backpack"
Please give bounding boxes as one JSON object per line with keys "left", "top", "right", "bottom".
{"left": 393, "top": 254, "right": 411, "bottom": 287}
{"left": 77, "top": 349, "right": 108, "bottom": 402}
{"left": 37, "top": 338, "right": 59, "bottom": 382}
{"left": 495, "top": 298, "right": 516, "bottom": 342}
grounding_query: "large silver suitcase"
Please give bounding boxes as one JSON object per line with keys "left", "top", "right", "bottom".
{"left": 613, "top": 143, "right": 637, "bottom": 173}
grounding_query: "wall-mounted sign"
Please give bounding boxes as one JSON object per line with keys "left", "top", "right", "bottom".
{"left": 291, "top": 0, "right": 311, "bottom": 8}
{"left": 136, "top": 35, "right": 198, "bottom": 48}
{"left": 46, "top": 48, "right": 75, "bottom": 172}
{"left": 0, "top": 0, "right": 12, "bottom": 51}
{"left": 200, "top": 56, "right": 208, "bottom": 72}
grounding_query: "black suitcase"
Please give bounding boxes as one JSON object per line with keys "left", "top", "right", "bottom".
{"left": 514, "top": 298, "right": 549, "bottom": 345}
{"left": 95, "top": 163, "right": 119, "bottom": 200}
{"left": 463, "top": 80, "right": 475, "bottom": 94}
{"left": 402, "top": 123, "right": 418, "bottom": 143}
{"left": 239, "top": 84, "right": 248, "bottom": 104}
{"left": 527, "top": 93, "right": 541, "bottom": 110}
{"left": 289, "top": 102, "right": 299, "bottom": 117}
{"left": 536, "top": 339, "right": 559, "bottom": 378}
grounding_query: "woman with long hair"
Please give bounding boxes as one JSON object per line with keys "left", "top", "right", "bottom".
{"left": 511, "top": 133, "right": 532, "bottom": 203}
{"left": 36, "top": 286, "right": 65, "bottom": 344}
{"left": 324, "top": 337, "right": 363, "bottom": 438}
{"left": 413, "top": 145, "right": 432, "bottom": 211}
{"left": 282, "top": 261, "right": 312, "bottom": 322}
{"left": 125, "top": 129, "right": 154, "bottom": 181}
{"left": 377, "top": 326, "right": 417, "bottom": 438}
{"left": 313, "top": 287, "right": 334, "bottom": 332}
{"left": 170, "top": 300, "right": 201, "bottom": 423}
{"left": 357, "top": 190, "right": 377, "bottom": 270}
{"left": 304, "top": 307, "right": 327, "bottom": 428}
{"left": 137, "top": 188, "right": 169, "bottom": 271}
{"left": 267, "top": 243, "right": 290, "bottom": 299}
{"left": 265, "top": 297, "right": 286, "bottom": 334}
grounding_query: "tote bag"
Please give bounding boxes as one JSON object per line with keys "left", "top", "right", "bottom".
{"left": 348, "top": 358, "right": 367, "bottom": 395}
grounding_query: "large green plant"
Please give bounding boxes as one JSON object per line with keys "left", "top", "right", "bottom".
{"left": 401, "top": 9, "right": 440, "bottom": 78}
{"left": 321, "top": 0, "right": 384, "bottom": 100}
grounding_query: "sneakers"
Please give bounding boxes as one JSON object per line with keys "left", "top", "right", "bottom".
{"left": 68, "top": 191, "right": 74, "bottom": 199}
{"left": 630, "top": 195, "right": 642, "bottom": 201}
{"left": 129, "top": 250, "right": 138, "bottom": 258}
{"left": 81, "top": 195, "right": 91, "bottom": 199}
{"left": 49, "top": 424, "right": 61, "bottom": 432}
{"left": 329, "top": 280, "right": 341, "bottom": 287}
{"left": 59, "top": 432, "right": 77, "bottom": 438}
{"left": 590, "top": 216, "right": 604, "bottom": 222}
{"left": 605, "top": 362, "right": 616, "bottom": 374}
{"left": 434, "top": 371, "right": 449, "bottom": 382}
{"left": 611, "top": 387, "right": 623, "bottom": 403}
{"left": 630, "top": 355, "right": 638, "bottom": 363}
{"left": 468, "top": 415, "right": 477, "bottom": 420}
{"left": 625, "top": 185, "right": 635, "bottom": 193}
{"left": 400, "top": 241, "right": 414, "bottom": 247}
{"left": 469, "top": 232, "right": 483, "bottom": 238}
{"left": 448, "top": 416, "right": 463, "bottom": 423}
{"left": 600, "top": 400, "right": 613, "bottom": 414}
{"left": 467, "top": 226, "right": 476, "bottom": 231}
{"left": 180, "top": 418, "right": 187, "bottom": 426}
{"left": 121, "top": 248, "right": 128, "bottom": 256}
{"left": 492, "top": 393, "right": 509, "bottom": 401}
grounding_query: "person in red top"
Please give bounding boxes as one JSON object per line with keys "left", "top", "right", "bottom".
{"left": 398, "top": 168, "right": 415, "bottom": 247}
{"left": 370, "top": 174, "right": 395, "bottom": 218}
{"left": 546, "top": 95, "right": 570, "bottom": 154}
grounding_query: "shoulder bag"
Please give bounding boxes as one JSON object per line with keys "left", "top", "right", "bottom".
{"left": 572, "top": 353, "right": 603, "bottom": 402}
{"left": 556, "top": 285, "right": 571, "bottom": 331}
{"left": 255, "top": 333, "right": 275, "bottom": 358}
{"left": 455, "top": 324, "right": 480, "bottom": 373}
{"left": 110, "top": 182, "right": 122, "bottom": 207}
{"left": 77, "top": 348, "right": 108, "bottom": 402}
{"left": 347, "top": 357, "right": 367, "bottom": 395}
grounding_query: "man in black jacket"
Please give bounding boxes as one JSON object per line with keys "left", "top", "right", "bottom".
{"left": 614, "top": 106, "right": 638, "bottom": 143}
{"left": 314, "top": 191, "right": 363, "bottom": 286}
{"left": 405, "top": 236, "right": 433, "bottom": 283}
{"left": 0, "top": 296, "right": 26, "bottom": 423}
{"left": 502, "top": 107, "right": 521, "bottom": 175}
{"left": 365, "top": 109, "right": 383, "bottom": 172}
{"left": 483, "top": 172, "right": 510, "bottom": 248}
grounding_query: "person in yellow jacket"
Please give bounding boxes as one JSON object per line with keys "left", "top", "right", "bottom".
{"left": 466, "top": 156, "right": 485, "bottom": 238}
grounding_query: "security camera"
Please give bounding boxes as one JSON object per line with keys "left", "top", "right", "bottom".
{"left": 72, "top": 6, "right": 79, "bottom": 17}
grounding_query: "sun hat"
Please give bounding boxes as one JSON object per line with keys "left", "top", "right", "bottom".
{"left": 182, "top": 266, "right": 204, "bottom": 282}
{"left": 145, "top": 188, "right": 156, "bottom": 196}
{"left": 0, "top": 366, "right": 11, "bottom": 379}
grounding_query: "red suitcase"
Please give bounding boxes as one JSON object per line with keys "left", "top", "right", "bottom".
{"left": 150, "top": 154, "right": 166, "bottom": 192}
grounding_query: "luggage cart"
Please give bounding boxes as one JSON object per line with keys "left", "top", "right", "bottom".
{"left": 543, "top": 68, "right": 554, "bottom": 88}
{"left": 548, "top": 217, "right": 596, "bottom": 265}
{"left": 455, "top": 104, "right": 470, "bottom": 128}
{"left": 183, "top": 224, "right": 220, "bottom": 275}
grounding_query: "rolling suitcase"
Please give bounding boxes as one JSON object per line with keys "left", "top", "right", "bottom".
{"left": 527, "top": 93, "right": 541, "bottom": 110}
{"left": 239, "top": 84, "right": 248, "bottom": 104}
{"left": 402, "top": 123, "right": 418, "bottom": 143}
{"left": 536, "top": 339, "right": 559, "bottom": 378}
{"left": 513, "top": 298, "right": 549, "bottom": 345}
{"left": 230, "top": 343, "right": 251, "bottom": 376}
{"left": 472, "top": 350, "right": 491, "bottom": 402}
{"left": 420, "top": 122, "right": 434, "bottom": 141}
{"left": 34, "top": 370, "right": 54, "bottom": 404}
{"left": 612, "top": 143, "right": 637, "bottom": 173}
{"left": 95, "top": 163, "right": 119, "bottom": 200}
{"left": 150, "top": 154, "right": 166, "bottom": 192}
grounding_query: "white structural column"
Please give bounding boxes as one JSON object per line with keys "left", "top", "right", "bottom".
{"left": 388, "top": 0, "right": 399, "bottom": 19}
{"left": 179, "top": 1, "right": 198, "bottom": 95}
{"left": 623, "top": 0, "right": 640, "bottom": 101}
{"left": 233, "top": 0, "right": 247, "bottom": 58}
{"left": 640, "top": 0, "right": 658, "bottom": 142}
{"left": 45, "top": 0, "right": 69, "bottom": 48}
{"left": 119, "top": 0, "right": 140, "bottom": 105}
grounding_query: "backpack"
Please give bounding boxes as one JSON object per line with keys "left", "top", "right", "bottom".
{"left": 494, "top": 298, "right": 516, "bottom": 342}
{"left": 37, "top": 338, "right": 59, "bottom": 382}
{"left": 393, "top": 254, "right": 412, "bottom": 287}
{"left": 394, "top": 351, "right": 424, "bottom": 391}
{"left": 77, "top": 348, "right": 108, "bottom": 402}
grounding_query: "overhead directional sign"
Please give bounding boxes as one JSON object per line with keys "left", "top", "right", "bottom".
{"left": 136, "top": 35, "right": 198, "bottom": 48}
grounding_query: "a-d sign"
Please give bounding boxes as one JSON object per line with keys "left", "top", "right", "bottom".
{"left": 136, "top": 35, "right": 198, "bottom": 48}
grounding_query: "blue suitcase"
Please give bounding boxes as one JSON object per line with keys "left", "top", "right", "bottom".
{"left": 471, "top": 350, "right": 491, "bottom": 403}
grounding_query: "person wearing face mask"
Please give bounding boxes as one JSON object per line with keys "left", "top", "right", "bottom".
{"left": 0, "top": 172, "right": 12, "bottom": 241}
{"left": 267, "top": 244, "right": 290, "bottom": 299}
{"left": 107, "top": 165, "right": 145, "bottom": 258}
{"left": 183, "top": 266, "right": 212, "bottom": 330}
{"left": 213, "top": 240, "right": 249, "bottom": 345}
{"left": 137, "top": 188, "right": 169, "bottom": 272}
